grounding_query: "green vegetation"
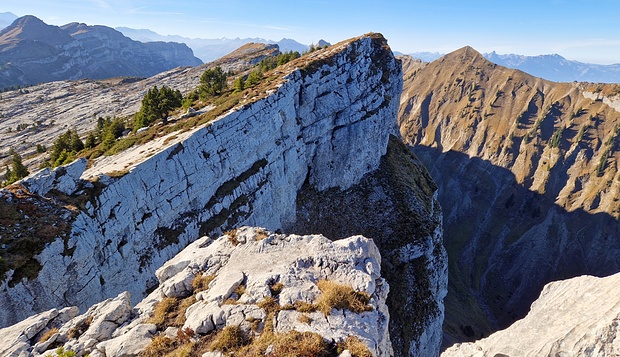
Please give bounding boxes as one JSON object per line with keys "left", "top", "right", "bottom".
{"left": 135, "top": 85, "right": 183, "bottom": 128}
{"left": 3, "top": 148, "right": 29, "bottom": 186}
{"left": 48, "top": 129, "right": 84, "bottom": 167}
{"left": 52, "top": 347, "right": 80, "bottom": 357}
{"left": 548, "top": 125, "right": 565, "bottom": 148}
{"left": 199, "top": 67, "right": 228, "bottom": 99}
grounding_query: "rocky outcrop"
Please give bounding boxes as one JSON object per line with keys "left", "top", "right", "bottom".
{"left": 0, "top": 15, "right": 202, "bottom": 90}
{"left": 0, "top": 33, "right": 448, "bottom": 356}
{"left": 0, "top": 42, "right": 278, "bottom": 172}
{"left": 399, "top": 47, "right": 620, "bottom": 345}
{"left": 442, "top": 272, "right": 620, "bottom": 356}
{"left": 1, "top": 227, "right": 392, "bottom": 356}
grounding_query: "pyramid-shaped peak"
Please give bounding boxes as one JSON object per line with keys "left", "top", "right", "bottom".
{"left": 0, "top": 15, "right": 73, "bottom": 45}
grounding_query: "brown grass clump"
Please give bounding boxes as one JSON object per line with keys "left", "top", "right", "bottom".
{"left": 209, "top": 325, "right": 248, "bottom": 352}
{"left": 67, "top": 315, "right": 93, "bottom": 339}
{"left": 297, "top": 314, "right": 312, "bottom": 325}
{"left": 191, "top": 274, "right": 215, "bottom": 293}
{"left": 337, "top": 336, "right": 372, "bottom": 357}
{"left": 294, "top": 300, "right": 317, "bottom": 313}
{"left": 257, "top": 296, "right": 280, "bottom": 314}
{"left": 38, "top": 327, "right": 59, "bottom": 343}
{"left": 255, "top": 228, "right": 269, "bottom": 240}
{"left": 149, "top": 297, "right": 178, "bottom": 328}
{"left": 148, "top": 295, "right": 196, "bottom": 329}
{"left": 269, "top": 282, "right": 284, "bottom": 296}
{"left": 105, "top": 169, "right": 129, "bottom": 178}
{"left": 225, "top": 229, "right": 239, "bottom": 246}
{"left": 315, "top": 280, "right": 373, "bottom": 316}
{"left": 270, "top": 330, "right": 332, "bottom": 357}
{"left": 140, "top": 335, "right": 175, "bottom": 357}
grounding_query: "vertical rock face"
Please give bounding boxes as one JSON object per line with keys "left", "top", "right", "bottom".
{"left": 289, "top": 136, "right": 447, "bottom": 357}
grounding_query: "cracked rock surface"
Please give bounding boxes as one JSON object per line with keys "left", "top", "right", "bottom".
{"left": 0, "top": 227, "right": 391, "bottom": 357}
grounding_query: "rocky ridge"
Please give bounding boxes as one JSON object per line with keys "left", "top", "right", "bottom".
{"left": 0, "top": 227, "right": 392, "bottom": 356}
{"left": 442, "top": 272, "right": 620, "bottom": 356}
{"left": 398, "top": 47, "right": 620, "bottom": 344}
{"left": 0, "top": 42, "right": 278, "bottom": 171}
{"left": 0, "top": 15, "right": 202, "bottom": 90}
{"left": 0, "top": 33, "right": 446, "bottom": 356}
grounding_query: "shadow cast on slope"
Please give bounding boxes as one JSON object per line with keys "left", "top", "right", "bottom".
{"left": 412, "top": 145, "right": 620, "bottom": 349}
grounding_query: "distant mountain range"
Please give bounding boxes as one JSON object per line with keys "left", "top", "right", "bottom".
{"left": 116, "top": 27, "right": 313, "bottom": 62}
{"left": 0, "top": 12, "right": 17, "bottom": 29}
{"left": 484, "top": 52, "right": 620, "bottom": 83}
{"left": 409, "top": 50, "right": 620, "bottom": 83}
{"left": 0, "top": 15, "right": 202, "bottom": 90}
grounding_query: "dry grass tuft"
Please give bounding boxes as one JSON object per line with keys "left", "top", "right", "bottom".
{"left": 337, "top": 336, "right": 373, "bottom": 357}
{"left": 225, "top": 229, "right": 239, "bottom": 246}
{"left": 209, "top": 325, "right": 248, "bottom": 352}
{"left": 191, "top": 274, "right": 215, "bottom": 293}
{"left": 298, "top": 314, "right": 312, "bottom": 325}
{"left": 269, "top": 282, "right": 284, "bottom": 296}
{"left": 38, "top": 327, "right": 59, "bottom": 343}
{"left": 257, "top": 295, "right": 280, "bottom": 314}
{"left": 246, "top": 316, "right": 261, "bottom": 332}
{"left": 270, "top": 330, "right": 332, "bottom": 357}
{"left": 294, "top": 300, "right": 317, "bottom": 313}
{"left": 67, "top": 315, "right": 93, "bottom": 339}
{"left": 316, "top": 280, "right": 373, "bottom": 316}
{"left": 105, "top": 169, "right": 129, "bottom": 178}
{"left": 141, "top": 335, "right": 175, "bottom": 357}
{"left": 255, "top": 228, "right": 269, "bottom": 240}
{"left": 149, "top": 297, "right": 178, "bottom": 328}
{"left": 148, "top": 295, "right": 196, "bottom": 329}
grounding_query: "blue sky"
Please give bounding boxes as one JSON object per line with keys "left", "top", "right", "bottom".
{"left": 4, "top": 0, "right": 620, "bottom": 64}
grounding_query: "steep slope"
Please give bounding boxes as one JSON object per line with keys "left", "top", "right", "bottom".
{"left": 0, "top": 33, "right": 446, "bottom": 356}
{"left": 399, "top": 48, "right": 620, "bottom": 345}
{"left": 1, "top": 228, "right": 392, "bottom": 357}
{"left": 0, "top": 15, "right": 202, "bottom": 89}
{"left": 443, "top": 272, "right": 620, "bottom": 356}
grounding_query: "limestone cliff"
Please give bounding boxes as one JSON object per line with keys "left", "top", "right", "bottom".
{"left": 442, "top": 272, "right": 620, "bottom": 356}
{"left": 0, "top": 34, "right": 446, "bottom": 356}
{"left": 399, "top": 47, "right": 620, "bottom": 344}
{"left": 1, "top": 228, "right": 392, "bottom": 357}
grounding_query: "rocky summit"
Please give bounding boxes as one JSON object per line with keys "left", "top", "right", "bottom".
{"left": 0, "top": 15, "right": 202, "bottom": 90}
{"left": 0, "top": 227, "right": 392, "bottom": 357}
{"left": 0, "top": 33, "right": 447, "bottom": 356}
{"left": 399, "top": 46, "right": 620, "bottom": 345}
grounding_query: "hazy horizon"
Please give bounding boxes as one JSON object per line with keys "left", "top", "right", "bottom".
{"left": 4, "top": 0, "right": 620, "bottom": 65}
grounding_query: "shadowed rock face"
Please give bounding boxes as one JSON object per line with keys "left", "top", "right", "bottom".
{"left": 289, "top": 136, "right": 447, "bottom": 357}
{"left": 0, "top": 15, "right": 202, "bottom": 89}
{"left": 399, "top": 48, "right": 620, "bottom": 346}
